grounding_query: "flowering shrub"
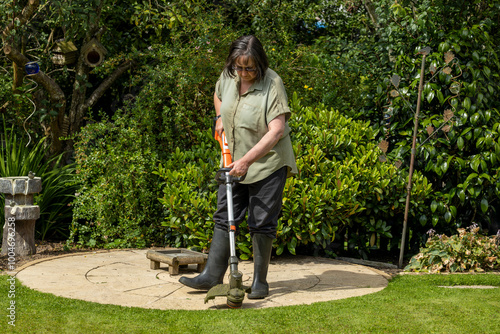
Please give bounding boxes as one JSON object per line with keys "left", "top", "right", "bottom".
{"left": 405, "top": 225, "right": 500, "bottom": 273}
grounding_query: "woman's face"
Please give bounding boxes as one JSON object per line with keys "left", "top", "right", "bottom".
{"left": 234, "top": 56, "right": 257, "bottom": 84}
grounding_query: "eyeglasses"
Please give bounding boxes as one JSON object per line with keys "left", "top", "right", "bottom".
{"left": 232, "top": 66, "right": 257, "bottom": 72}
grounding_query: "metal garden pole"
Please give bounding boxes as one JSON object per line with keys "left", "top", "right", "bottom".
{"left": 399, "top": 50, "right": 428, "bottom": 269}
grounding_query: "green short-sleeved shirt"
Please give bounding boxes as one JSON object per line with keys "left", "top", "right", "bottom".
{"left": 215, "top": 68, "right": 298, "bottom": 184}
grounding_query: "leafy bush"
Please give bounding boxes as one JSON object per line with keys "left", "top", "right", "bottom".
{"left": 339, "top": 0, "right": 500, "bottom": 239}
{"left": 122, "top": 13, "right": 240, "bottom": 157}
{"left": 373, "top": 48, "right": 500, "bottom": 239}
{"left": 155, "top": 95, "right": 432, "bottom": 259}
{"left": 67, "top": 13, "right": 240, "bottom": 249}
{"left": 266, "top": 42, "right": 365, "bottom": 113}
{"left": 405, "top": 224, "right": 500, "bottom": 273}
{"left": 282, "top": 93, "right": 432, "bottom": 258}
{"left": 155, "top": 130, "right": 221, "bottom": 253}
{"left": 0, "top": 118, "right": 76, "bottom": 240}
{"left": 69, "top": 115, "right": 164, "bottom": 248}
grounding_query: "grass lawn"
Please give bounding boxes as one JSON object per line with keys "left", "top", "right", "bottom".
{"left": 1, "top": 273, "right": 499, "bottom": 333}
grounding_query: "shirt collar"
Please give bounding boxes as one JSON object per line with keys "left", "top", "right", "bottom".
{"left": 250, "top": 78, "right": 265, "bottom": 92}
{"left": 235, "top": 75, "right": 265, "bottom": 94}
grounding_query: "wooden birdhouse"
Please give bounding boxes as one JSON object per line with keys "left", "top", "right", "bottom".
{"left": 51, "top": 41, "right": 78, "bottom": 66}
{"left": 81, "top": 38, "right": 108, "bottom": 68}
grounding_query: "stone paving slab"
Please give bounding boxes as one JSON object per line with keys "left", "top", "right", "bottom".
{"left": 15, "top": 249, "right": 390, "bottom": 310}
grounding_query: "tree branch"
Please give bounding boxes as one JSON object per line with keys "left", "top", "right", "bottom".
{"left": 80, "top": 60, "right": 134, "bottom": 114}
{"left": 2, "top": 0, "right": 39, "bottom": 39}
{"left": 2, "top": 0, "right": 67, "bottom": 156}
{"left": 361, "top": 0, "right": 379, "bottom": 30}
{"left": 2, "top": 0, "right": 62, "bottom": 101}
{"left": 3, "top": 44, "right": 65, "bottom": 104}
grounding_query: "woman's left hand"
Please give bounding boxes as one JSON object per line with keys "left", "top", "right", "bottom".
{"left": 228, "top": 159, "right": 249, "bottom": 177}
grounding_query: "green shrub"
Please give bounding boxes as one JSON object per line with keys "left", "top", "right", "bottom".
{"left": 69, "top": 115, "right": 164, "bottom": 248}
{"left": 405, "top": 224, "right": 500, "bottom": 273}
{"left": 372, "top": 47, "right": 500, "bottom": 240}
{"left": 266, "top": 42, "right": 364, "bottom": 112}
{"left": 155, "top": 94, "right": 432, "bottom": 259}
{"left": 37, "top": 162, "right": 78, "bottom": 240}
{"left": 155, "top": 130, "right": 221, "bottom": 253}
{"left": 124, "top": 15, "right": 240, "bottom": 157}
{"left": 282, "top": 93, "right": 432, "bottom": 258}
{"left": 337, "top": 0, "right": 500, "bottom": 240}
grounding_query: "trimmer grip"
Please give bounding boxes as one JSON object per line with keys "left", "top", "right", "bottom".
{"left": 215, "top": 168, "right": 246, "bottom": 184}
{"left": 214, "top": 130, "right": 232, "bottom": 168}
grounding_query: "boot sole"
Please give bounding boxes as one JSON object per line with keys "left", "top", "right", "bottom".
{"left": 178, "top": 277, "right": 217, "bottom": 291}
{"left": 247, "top": 291, "right": 268, "bottom": 299}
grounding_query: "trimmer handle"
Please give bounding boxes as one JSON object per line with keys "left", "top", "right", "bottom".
{"left": 214, "top": 130, "right": 232, "bottom": 168}
{"left": 215, "top": 168, "right": 245, "bottom": 184}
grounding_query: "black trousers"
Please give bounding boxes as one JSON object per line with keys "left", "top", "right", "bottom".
{"left": 213, "top": 167, "right": 287, "bottom": 239}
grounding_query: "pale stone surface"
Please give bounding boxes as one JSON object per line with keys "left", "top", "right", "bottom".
{"left": 0, "top": 177, "right": 42, "bottom": 195}
{"left": 15, "top": 249, "right": 389, "bottom": 310}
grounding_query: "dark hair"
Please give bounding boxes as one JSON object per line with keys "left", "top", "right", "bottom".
{"left": 223, "top": 35, "right": 269, "bottom": 82}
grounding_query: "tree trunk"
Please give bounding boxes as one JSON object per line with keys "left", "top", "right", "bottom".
{"left": 12, "top": 63, "right": 23, "bottom": 93}
{"left": 12, "top": 36, "right": 26, "bottom": 93}
{"left": 362, "top": 0, "right": 379, "bottom": 29}
{"left": 2, "top": 0, "right": 133, "bottom": 159}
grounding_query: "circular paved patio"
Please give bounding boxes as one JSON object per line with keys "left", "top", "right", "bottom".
{"left": 14, "top": 249, "right": 389, "bottom": 310}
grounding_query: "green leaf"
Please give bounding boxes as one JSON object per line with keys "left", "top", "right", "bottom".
{"left": 427, "top": 90, "right": 435, "bottom": 103}
{"left": 431, "top": 200, "right": 438, "bottom": 213}
{"left": 441, "top": 160, "right": 449, "bottom": 173}
{"left": 471, "top": 158, "right": 480, "bottom": 172}
{"left": 458, "top": 189, "right": 466, "bottom": 203}
{"left": 449, "top": 205, "right": 457, "bottom": 217}
{"left": 483, "top": 66, "right": 491, "bottom": 78}
{"left": 457, "top": 137, "right": 464, "bottom": 150}
{"left": 436, "top": 90, "right": 444, "bottom": 104}
{"left": 480, "top": 198, "right": 488, "bottom": 213}
{"left": 419, "top": 214, "right": 428, "bottom": 226}
{"left": 472, "top": 51, "right": 479, "bottom": 62}
{"left": 276, "top": 243, "right": 284, "bottom": 256}
{"left": 287, "top": 237, "right": 297, "bottom": 255}
{"left": 463, "top": 97, "right": 471, "bottom": 111}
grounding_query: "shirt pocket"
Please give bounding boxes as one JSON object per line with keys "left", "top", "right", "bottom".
{"left": 238, "top": 102, "right": 263, "bottom": 132}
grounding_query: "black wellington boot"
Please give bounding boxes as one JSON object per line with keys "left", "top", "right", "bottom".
{"left": 247, "top": 234, "right": 273, "bottom": 299}
{"left": 178, "top": 228, "right": 229, "bottom": 290}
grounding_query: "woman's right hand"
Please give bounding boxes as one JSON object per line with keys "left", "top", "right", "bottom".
{"left": 215, "top": 117, "right": 224, "bottom": 137}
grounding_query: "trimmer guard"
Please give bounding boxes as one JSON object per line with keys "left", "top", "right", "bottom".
{"left": 204, "top": 284, "right": 230, "bottom": 304}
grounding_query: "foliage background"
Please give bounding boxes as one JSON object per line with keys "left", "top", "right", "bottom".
{"left": 2, "top": 0, "right": 500, "bottom": 262}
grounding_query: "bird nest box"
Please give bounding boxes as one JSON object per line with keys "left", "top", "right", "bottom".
{"left": 51, "top": 41, "right": 78, "bottom": 66}
{"left": 81, "top": 38, "right": 108, "bottom": 68}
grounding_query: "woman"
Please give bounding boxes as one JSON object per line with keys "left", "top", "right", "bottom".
{"left": 179, "top": 35, "right": 297, "bottom": 299}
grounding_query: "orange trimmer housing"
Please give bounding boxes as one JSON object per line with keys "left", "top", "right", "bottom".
{"left": 214, "top": 130, "right": 232, "bottom": 168}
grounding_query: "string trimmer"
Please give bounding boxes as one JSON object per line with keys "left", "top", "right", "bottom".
{"left": 204, "top": 129, "right": 248, "bottom": 308}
